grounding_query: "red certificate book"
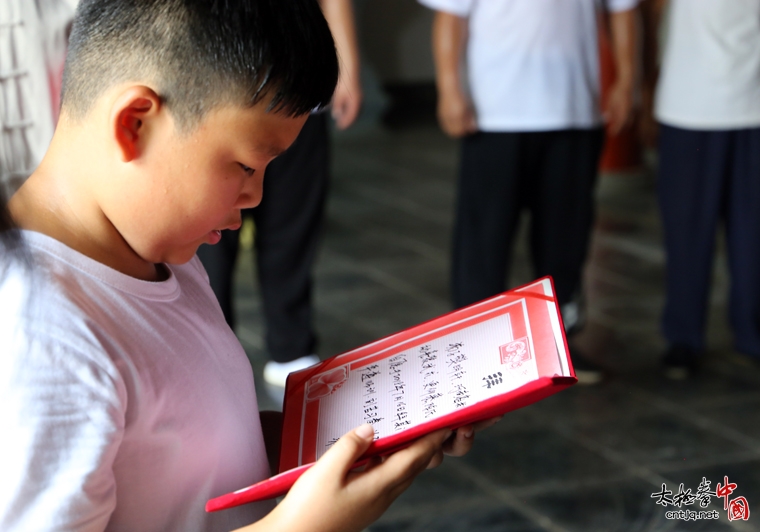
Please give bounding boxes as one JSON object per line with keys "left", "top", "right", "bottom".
{"left": 206, "top": 277, "right": 577, "bottom": 512}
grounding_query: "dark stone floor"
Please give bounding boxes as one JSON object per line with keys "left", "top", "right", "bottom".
{"left": 231, "top": 119, "right": 760, "bottom": 532}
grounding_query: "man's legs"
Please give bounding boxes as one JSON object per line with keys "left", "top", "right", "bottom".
{"left": 527, "top": 128, "right": 605, "bottom": 383}
{"left": 658, "top": 124, "right": 728, "bottom": 369}
{"left": 252, "top": 113, "right": 329, "bottom": 365}
{"left": 529, "top": 128, "right": 604, "bottom": 309}
{"left": 726, "top": 127, "right": 760, "bottom": 358}
{"left": 451, "top": 132, "right": 524, "bottom": 309}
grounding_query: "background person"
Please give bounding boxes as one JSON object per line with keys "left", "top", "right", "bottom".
{"left": 642, "top": 0, "right": 760, "bottom": 378}
{"left": 419, "top": 0, "right": 639, "bottom": 383}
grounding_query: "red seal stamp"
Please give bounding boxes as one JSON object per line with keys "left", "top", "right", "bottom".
{"left": 306, "top": 366, "right": 348, "bottom": 401}
{"left": 499, "top": 337, "right": 531, "bottom": 369}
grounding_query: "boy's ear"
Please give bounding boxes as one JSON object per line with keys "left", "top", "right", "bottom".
{"left": 111, "top": 86, "right": 162, "bottom": 162}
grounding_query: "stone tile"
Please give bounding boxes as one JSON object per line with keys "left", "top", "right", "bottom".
{"left": 631, "top": 369, "right": 760, "bottom": 407}
{"left": 522, "top": 383, "right": 654, "bottom": 427}
{"left": 699, "top": 398, "right": 760, "bottom": 444}
{"left": 377, "top": 503, "right": 545, "bottom": 532}
{"left": 528, "top": 478, "right": 738, "bottom": 531}
{"left": 658, "top": 460, "right": 760, "bottom": 512}
{"left": 383, "top": 461, "right": 490, "bottom": 511}
{"left": 573, "top": 413, "right": 749, "bottom": 468}
{"left": 461, "top": 428, "right": 623, "bottom": 488}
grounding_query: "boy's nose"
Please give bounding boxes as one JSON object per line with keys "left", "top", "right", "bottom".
{"left": 236, "top": 171, "right": 265, "bottom": 209}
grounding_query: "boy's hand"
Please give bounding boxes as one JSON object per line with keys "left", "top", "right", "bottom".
{"left": 435, "top": 416, "right": 502, "bottom": 467}
{"left": 254, "top": 424, "right": 453, "bottom": 532}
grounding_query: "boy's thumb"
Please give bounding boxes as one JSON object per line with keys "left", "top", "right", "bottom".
{"left": 317, "top": 423, "right": 375, "bottom": 477}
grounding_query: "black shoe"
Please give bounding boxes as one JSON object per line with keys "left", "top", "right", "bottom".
{"left": 662, "top": 344, "right": 701, "bottom": 380}
{"left": 568, "top": 346, "right": 604, "bottom": 385}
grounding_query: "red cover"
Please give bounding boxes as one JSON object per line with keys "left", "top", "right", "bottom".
{"left": 207, "top": 277, "right": 576, "bottom": 512}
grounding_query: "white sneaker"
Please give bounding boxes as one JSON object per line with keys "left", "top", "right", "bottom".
{"left": 561, "top": 301, "right": 585, "bottom": 335}
{"left": 263, "top": 354, "right": 321, "bottom": 388}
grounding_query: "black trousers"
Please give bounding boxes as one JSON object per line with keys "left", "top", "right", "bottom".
{"left": 197, "top": 113, "right": 329, "bottom": 363}
{"left": 658, "top": 124, "right": 760, "bottom": 358}
{"left": 452, "top": 128, "right": 605, "bottom": 309}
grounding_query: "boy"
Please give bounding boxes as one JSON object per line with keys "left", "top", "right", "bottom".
{"left": 0, "top": 1, "right": 481, "bottom": 530}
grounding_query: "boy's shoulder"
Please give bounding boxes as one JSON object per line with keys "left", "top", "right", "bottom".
{"left": 0, "top": 230, "right": 231, "bottom": 407}
{"left": 0, "top": 231, "right": 203, "bottom": 364}
{"left": 0, "top": 232, "right": 119, "bottom": 371}
{"left": 4, "top": 229, "right": 236, "bottom": 362}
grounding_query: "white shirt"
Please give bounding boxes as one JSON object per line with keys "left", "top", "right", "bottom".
{"left": 0, "top": 0, "right": 76, "bottom": 199}
{"left": 418, "top": 0, "right": 639, "bottom": 131}
{"left": 656, "top": 0, "right": 760, "bottom": 130}
{"left": 0, "top": 231, "right": 274, "bottom": 532}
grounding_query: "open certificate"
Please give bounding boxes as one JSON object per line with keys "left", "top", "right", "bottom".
{"left": 206, "top": 277, "right": 577, "bottom": 512}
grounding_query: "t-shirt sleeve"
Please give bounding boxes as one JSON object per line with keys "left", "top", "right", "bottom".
{"left": 0, "top": 325, "right": 126, "bottom": 532}
{"left": 606, "top": 0, "right": 639, "bottom": 13}
{"left": 417, "top": 0, "right": 473, "bottom": 17}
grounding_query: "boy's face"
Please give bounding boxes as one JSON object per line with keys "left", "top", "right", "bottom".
{"left": 110, "top": 102, "right": 308, "bottom": 265}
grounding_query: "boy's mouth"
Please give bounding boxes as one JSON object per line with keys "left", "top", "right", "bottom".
{"left": 208, "top": 229, "right": 223, "bottom": 245}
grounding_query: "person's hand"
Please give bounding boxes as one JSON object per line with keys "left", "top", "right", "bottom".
{"left": 252, "top": 424, "right": 454, "bottom": 532}
{"left": 603, "top": 80, "right": 634, "bottom": 137}
{"left": 331, "top": 74, "right": 362, "bottom": 130}
{"left": 430, "top": 416, "right": 503, "bottom": 468}
{"left": 437, "top": 87, "right": 477, "bottom": 138}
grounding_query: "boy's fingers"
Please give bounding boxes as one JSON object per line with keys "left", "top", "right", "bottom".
{"left": 362, "top": 429, "right": 451, "bottom": 488}
{"left": 473, "top": 415, "right": 502, "bottom": 432}
{"left": 314, "top": 424, "right": 375, "bottom": 478}
{"left": 442, "top": 426, "right": 474, "bottom": 457}
{"left": 426, "top": 449, "right": 445, "bottom": 469}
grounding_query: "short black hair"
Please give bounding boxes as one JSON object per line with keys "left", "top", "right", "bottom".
{"left": 62, "top": 0, "right": 339, "bottom": 130}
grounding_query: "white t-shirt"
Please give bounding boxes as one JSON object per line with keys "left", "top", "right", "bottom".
{"left": 656, "top": 0, "right": 760, "bottom": 130}
{"left": 418, "top": 0, "right": 639, "bottom": 131}
{"left": 0, "top": 231, "right": 274, "bottom": 532}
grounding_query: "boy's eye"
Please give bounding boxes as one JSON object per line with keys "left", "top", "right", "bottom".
{"left": 239, "top": 163, "right": 255, "bottom": 177}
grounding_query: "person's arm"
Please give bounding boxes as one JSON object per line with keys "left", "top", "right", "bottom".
{"left": 236, "top": 417, "right": 501, "bottom": 532}
{"left": 604, "top": 6, "right": 638, "bottom": 136}
{"left": 320, "top": 0, "right": 362, "bottom": 130}
{"left": 432, "top": 10, "right": 476, "bottom": 138}
{"left": 236, "top": 425, "right": 453, "bottom": 532}
{"left": 639, "top": 0, "right": 667, "bottom": 146}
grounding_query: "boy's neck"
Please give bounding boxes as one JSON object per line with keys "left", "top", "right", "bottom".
{"left": 9, "top": 129, "right": 165, "bottom": 283}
